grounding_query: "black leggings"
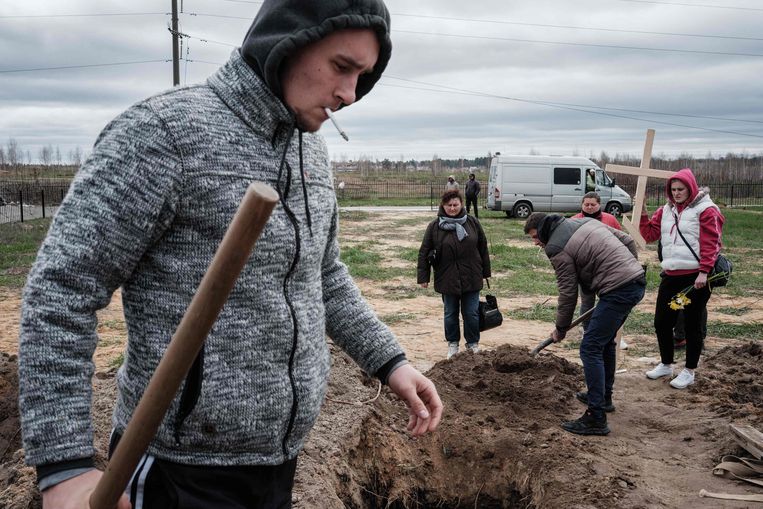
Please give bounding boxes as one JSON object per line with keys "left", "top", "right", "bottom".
{"left": 654, "top": 273, "right": 711, "bottom": 369}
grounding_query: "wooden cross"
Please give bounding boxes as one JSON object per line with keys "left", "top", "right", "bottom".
{"left": 605, "top": 129, "right": 677, "bottom": 249}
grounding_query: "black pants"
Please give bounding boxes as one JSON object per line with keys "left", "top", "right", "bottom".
{"left": 654, "top": 273, "right": 711, "bottom": 369}
{"left": 109, "top": 433, "right": 297, "bottom": 509}
{"left": 465, "top": 195, "right": 479, "bottom": 217}
{"left": 673, "top": 307, "right": 707, "bottom": 340}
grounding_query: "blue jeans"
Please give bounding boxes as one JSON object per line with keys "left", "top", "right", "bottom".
{"left": 580, "top": 278, "right": 645, "bottom": 416}
{"left": 442, "top": 291, "right": 480, "bottom": 344}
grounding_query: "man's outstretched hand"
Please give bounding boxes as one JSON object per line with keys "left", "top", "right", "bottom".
{"left": 387, "top": 364, "right": 443, "bottom": 436}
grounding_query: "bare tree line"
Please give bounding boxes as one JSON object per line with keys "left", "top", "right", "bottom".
{"left": 594, "top": 151, "right": 763, "bottom": 186}
{"left": 0, "top": 138, "right": 84, "bottom": 180}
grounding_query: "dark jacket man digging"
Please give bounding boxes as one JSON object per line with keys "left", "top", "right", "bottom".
{"left": 524, "top": 213, "right": 645, "bottom": 435}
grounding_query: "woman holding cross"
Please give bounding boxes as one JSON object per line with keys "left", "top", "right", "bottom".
{"left": 639, "top": 168, "right": 725, "bottom": 389}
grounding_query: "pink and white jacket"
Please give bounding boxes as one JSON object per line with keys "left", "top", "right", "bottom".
{"left": 639, "top": 168, "right": 724, "bottom": 276}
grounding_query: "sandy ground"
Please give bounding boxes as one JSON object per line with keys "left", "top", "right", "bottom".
{"left": 1, "top": 210, "right": 762, "bottom": 507}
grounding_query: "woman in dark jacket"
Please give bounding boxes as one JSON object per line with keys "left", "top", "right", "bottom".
{"left": 417, "top": 190, "right": 491, "bottom": 359}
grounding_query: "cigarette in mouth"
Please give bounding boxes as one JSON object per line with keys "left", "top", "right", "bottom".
{"left": 324, "top": 107, "right": 349, "bottom": 142}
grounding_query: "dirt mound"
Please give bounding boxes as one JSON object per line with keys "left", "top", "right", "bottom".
{"left": 0, "top": 352, "right": 39, "bottom": 509}
{"left": 328, "top": 345, "right": 630, "bottom": 508}
{"left": 0, "top": 354, "right": 117, "bottom": 509}
{"left": 693, "top": 341, "right": 763, "bottom": 421}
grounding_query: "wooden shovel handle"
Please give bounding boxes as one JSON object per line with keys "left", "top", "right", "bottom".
{"left": 530, "top": 306, "right": 596, "bottom": 357}
{"left": 90, "top": 182, "right": 279, "bottom": 509}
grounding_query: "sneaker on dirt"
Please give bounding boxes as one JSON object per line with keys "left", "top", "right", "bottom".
{"left": 670, "top": 368, "right": 695, "bottom": 389}
{"left": 466, "top": 342, "right": 480, "bottom": 353}
{"left": 646, "top": 363, "right": 674, "bottom": 380}
{"left": 447, "top": 342, "right": 460, "bottom": 359}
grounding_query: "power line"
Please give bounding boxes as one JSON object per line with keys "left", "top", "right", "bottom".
{"left": 0, "top": 13, "right": 168, "bottom": 19}
{"left": 390, "top": 12, "right": 763, "bottom": 42}
{"left": 0, "top": 60, "right": 171, "bottom": 74}
{"left": 382, "top": 79, "right": 762, "bottom": 125}
{"left": 619, "top": 0, "right": 763, "bottom": 12}
{"left": 178, "top": 10, "right": 763, "bottom": 43}
{"left": 177, "top": 28, "right": 763, "bottom": 59}
{"left": 173, "top": 32, "right": 236, "bottom": 47}
{"left": 395, "top": 30, "right": 763, "bottom": 58}
{"left": 381, "top": 76, "right": 763, "bottom": 139}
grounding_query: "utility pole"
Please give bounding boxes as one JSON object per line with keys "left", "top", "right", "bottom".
{"left": 171, "top": 0, "right": 180, "bottom": 86}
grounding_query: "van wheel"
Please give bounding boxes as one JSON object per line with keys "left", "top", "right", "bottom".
{"left": 513, "top": 202, "right": 533, "bottom": 219}
{"left": 605, "top": 202, "right": 622, "bottom": 217}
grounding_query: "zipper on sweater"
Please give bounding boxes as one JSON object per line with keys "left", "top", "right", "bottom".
{"left": 279, "top": 194, "right": 301, "bottom": 458}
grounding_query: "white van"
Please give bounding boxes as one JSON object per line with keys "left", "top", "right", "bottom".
{"left": 486, "top": 154, "right": 632, "bottom": 218}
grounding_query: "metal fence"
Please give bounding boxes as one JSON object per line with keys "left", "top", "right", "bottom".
{"left": 0, "top": 181, "right": 70, "bottom": 224}
{"left": 619, "top": 182, "right": 763, "bottom": 208}
{"left": 2, "top": 179, "right": 762, "bottom": 225}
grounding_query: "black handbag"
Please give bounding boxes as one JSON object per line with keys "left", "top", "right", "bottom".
{"left": 674, "top": 218, "right": 732, "bottom": 288}
{"left": 479, "top": 279, "right": 503, "bottom": 331}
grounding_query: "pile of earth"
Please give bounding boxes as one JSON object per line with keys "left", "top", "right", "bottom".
{"left": 2, "top": 342, "right": 762, "bottom": 508}
{"left": 692, "top": 341, "right": 763, "bottom": 422}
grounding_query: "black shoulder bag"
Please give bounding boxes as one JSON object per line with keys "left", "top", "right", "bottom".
{"left": 673, "top": 216, "right": 732, "bottom": 288}
{"left": 479, "top": 279, "right": 504, "bottom": 331}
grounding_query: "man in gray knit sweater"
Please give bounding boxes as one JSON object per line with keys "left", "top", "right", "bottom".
{"left": 19, "top": 1, "right": 442, "bottom": 507}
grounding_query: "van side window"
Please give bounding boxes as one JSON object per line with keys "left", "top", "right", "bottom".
{"left": 553, "top": 167, "right": 581, "bottom": 185}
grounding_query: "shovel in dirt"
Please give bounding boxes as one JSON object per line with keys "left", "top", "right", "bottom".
{"left": 530, "top": 307, "right": 595, "bottom": 357}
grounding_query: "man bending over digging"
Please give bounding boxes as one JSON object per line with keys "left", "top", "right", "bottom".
{"left": 18, "top": 1, "right": 442, "bottom": 507}
{"left": 525, "top": 213, "right": 645, "bottom": 436}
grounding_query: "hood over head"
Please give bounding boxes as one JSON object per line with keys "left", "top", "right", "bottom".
{"left": 537, "top": 214, "right": 564, "bottom": 245}
{"left": 666, "top": 168, "right": 699, "bottom": 207}
{"left": 240, "top": 0, "right": 392, "bottom": 103}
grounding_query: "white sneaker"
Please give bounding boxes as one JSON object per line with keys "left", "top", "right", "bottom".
{"left": 646, "top": 363, "right": 673, "bottom": 380}
{"left": 466, "top": 342, "right": 480, "bottom": 353}
{"left": 619, "top": 339, "right": 629, "bottom": 350}
{"left": 447, "top": 342, "right": 460, "bottom": 359}
{"left": 670, "top": 368, "right": 695, "bottom": 389}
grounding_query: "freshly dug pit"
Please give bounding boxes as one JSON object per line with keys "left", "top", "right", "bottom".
{"left": 325, "top": 345, "right": 624, "bottom": 509}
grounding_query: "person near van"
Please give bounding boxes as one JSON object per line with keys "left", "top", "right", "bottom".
{"left": 445, "top": 175, "right": 459, "bottom": 191}
{"left": 585, "top": 169, "right": 596, "bottom": 192}
{"left": 417, "top": 190, "right": 491, "bottom": 359}
{"left": 18, "top": 2, "right": 443, "bottom": 507}
{"left": 524, "top": 213, "right": 645, "bottom": 435}
{"left": 464, "top": 173, "right": 481, "bottom": 218}
{"left": 640, "top": 168, "right": 724, "bottom": 389}
{"left": 571, "top": 191, "right": 628, "bottom": 357}
{"left": 572, "top": 192, "right": 620, "bottom": 230}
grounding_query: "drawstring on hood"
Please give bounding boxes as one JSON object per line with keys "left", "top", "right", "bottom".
{"left": 665, "top": 168, "right": 707, "bottom": 242}
{"left": 298, "top": 131, "right": 313, "bottom": 235}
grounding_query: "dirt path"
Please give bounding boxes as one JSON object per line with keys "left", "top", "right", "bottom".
{"left": 1, "top": 210, "right": 762, "bottom": 507}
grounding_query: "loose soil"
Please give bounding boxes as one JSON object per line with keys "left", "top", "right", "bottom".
{"left": 1, "top": 211, "right": 762, "bottom": 507}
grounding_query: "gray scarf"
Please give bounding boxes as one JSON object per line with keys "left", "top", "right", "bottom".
{"left": 438, "top": 215, "right": 469, "bottom": 241}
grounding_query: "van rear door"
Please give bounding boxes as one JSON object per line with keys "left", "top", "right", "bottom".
{"left": 551, "top": 167, "right": 584, "bottom": 212}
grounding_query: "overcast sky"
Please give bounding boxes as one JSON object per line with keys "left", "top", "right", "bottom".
{"left": 2, "top": 0, "right": 762, "bottom": 163}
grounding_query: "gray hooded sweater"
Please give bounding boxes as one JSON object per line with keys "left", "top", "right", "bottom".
{"left": 19, "top": 0, "right": 402, "bottom": 475}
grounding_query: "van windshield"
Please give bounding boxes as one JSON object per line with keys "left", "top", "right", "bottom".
{"left": 595, "top": 169, "right": 613, "bottom": 187}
